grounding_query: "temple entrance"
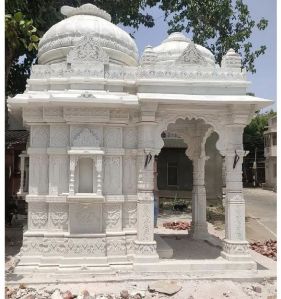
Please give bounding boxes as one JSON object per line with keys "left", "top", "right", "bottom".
{"left": 154, "top": 117, "right": 225, "bottom": 260}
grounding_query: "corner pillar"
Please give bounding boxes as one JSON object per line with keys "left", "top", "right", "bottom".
{"left": 221, "top": 126, "right": 254, "bottom": 263}
{"left": 134, "top": 121, "right": 159, "bottom": 263}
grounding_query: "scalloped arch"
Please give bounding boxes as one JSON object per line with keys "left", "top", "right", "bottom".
{"left": 154, "top": 112, "right": 226, "bottom": 156}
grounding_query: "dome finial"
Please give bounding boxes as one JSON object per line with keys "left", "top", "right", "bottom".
{"left": 61, "top": 3, "right": 111, "bottom": 22}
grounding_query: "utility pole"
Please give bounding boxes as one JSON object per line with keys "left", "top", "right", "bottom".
{"left": 253, "top": 147, "right": 257, "bottom": 187}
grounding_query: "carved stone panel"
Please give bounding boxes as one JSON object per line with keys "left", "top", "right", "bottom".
{"left": 137, "top": 202, "right": 154, "bottom": 242}
{"left": 69, "top": 203, "right": 102, "bottom": 234}
{"left": 123, "top": 202, "right": 137, "bottom": 230}
{"left": 104, "top": 156, "right": 122, "bottom": 195}
{"left": 70, "top": 125, "right": 102, "bottom": 147}
{"left": 30, "top": 125, "right": 49, "bottom": 148}
{"left": 123, "top": 127, "right": 137, "bottom": 149}
{"left": 123, "top": 156, "right": 137, "bottom": 194}
{"left": 28, "top": 202, "right": 48, "bottom": 230}
{"left": 104, "top": 127, "right": 122, "bottom": 148}
{"left": 50, "top": 125, "right": 69, "bottom": 147}
{"left": 103, "top": 203, "right": 122, "bottom": 231}
{"left": 48, "top": 203, "right": 68, "bottom": 231}
{"left": 106, "top": 236, "right": 126, "bottom": 256}
{"left": 29, "top": 154, "right": 49, "bottom": 195}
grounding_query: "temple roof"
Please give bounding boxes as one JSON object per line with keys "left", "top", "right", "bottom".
{"left": 38, "top": 4, "right": 138, "bottom": 66}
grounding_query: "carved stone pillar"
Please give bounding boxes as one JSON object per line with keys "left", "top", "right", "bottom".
{"left": 69, "top": 155, "right": 78, "bottom": 196}
{"left": 95, "top": 155, "right": 103, "bottom": 196}
{"left": 134, "top": 121, "right": 159, "bottom": 263}
{"left": 18, "top": 151, "right": 27, "bottom": 195}
{"left": 190, "top": 155, "right": 209, "bottom": 239}
{"left": 221, "top": 126, "right": 253, "bottom": 263}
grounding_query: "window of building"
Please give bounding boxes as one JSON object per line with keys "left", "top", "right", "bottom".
{"left": 272, "top": 132, "right": 277, "bottom": 146}
{"left": 167, "top": 162, "right": 178, "bottom": 186}
{"left": 264, "top": 135, "right": 271, "bottom": 147}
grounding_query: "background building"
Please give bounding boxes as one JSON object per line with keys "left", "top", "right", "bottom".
{"left": 263, "top": 115, "right": 277, "bottom": 191}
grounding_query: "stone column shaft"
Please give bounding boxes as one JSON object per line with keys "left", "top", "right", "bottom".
{"left": 190, "top": 156, "right": 208, "bottom": 239}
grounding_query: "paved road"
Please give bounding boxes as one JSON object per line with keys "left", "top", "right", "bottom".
{"left": 244, "top": 188, "right": 277, "bottom": 242}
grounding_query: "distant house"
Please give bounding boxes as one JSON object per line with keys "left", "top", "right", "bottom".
{"left": 263, "top": 115, "right": 277, "bottom": 191}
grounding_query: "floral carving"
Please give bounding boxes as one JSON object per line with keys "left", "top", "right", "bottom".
{"left": 21, "top": 237, "right": 106, "bottom": 256}
{"left": 72, "top": 128, "right": 100, "bottom": 147}
{"left": 31, "top": 212, "right": 48, "bottom": 229}
{"left": 104, "top": 205, "right": 121, "bottom": 230}
{"left": 134, "top": 243, "right": 157, "bottom": 255}
{"left": 177, "top": 42, "right": 207, "bottom": 65}
{"left": 67, "top": 35, "right": 109, "bottom": 64}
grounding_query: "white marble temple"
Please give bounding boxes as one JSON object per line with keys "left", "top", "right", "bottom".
{"left": 9, "top": 3, "right": 271, "bottom": 273}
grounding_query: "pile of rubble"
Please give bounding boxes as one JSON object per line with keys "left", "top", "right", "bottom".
{"left": 163, "top": 221, "right": 191, "bottom": 230}
{"left": 5, "top": 281, "right": 182, "bottom": 299}
{"left": 250, "top": 240, "right": 277, "bottom": 261}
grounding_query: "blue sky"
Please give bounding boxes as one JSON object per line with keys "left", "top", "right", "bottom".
{"left": 121, "top": 0, "right": 277, "bottom": 112}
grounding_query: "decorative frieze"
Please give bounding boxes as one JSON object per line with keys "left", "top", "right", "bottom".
{"left": 106, "top": 236, "right": 126, "bottom": 256}
{"left": 21, "top": 236, "right": 107, "bottom": 256}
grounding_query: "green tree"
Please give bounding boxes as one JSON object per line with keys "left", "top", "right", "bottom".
{"left": 243, "top": 110, "right": 276, "bottom": 154}
{"left": 147, "top": 0, "right": 268, "bottom": 73}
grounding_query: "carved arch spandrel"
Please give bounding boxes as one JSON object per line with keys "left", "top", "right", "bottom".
{"left": 154, "top": 112, "right": 227, "bottom": 157}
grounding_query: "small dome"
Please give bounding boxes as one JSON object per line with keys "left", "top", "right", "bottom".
{"left": 221, "top": 49, "right": 242, "bottom": 69}
{"left": 38, "top": 4, "right": 138, "bottom": 66}
{"left": 149, "top": 32, "right": 215, "bottom": 66}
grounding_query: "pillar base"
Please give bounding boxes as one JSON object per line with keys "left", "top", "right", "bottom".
{"left": 133, "top": 241, "right": 159, "bottom": 263}
{"left": 221, "top": 239, "right": 255, "bottom": 263}
{"left": 190, "top": 222, "right": 209, "bottom": 240}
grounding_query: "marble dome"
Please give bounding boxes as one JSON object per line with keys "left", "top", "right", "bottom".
{"left": 38, "top": 4, "right": 138, "bottom": 66}
{"left": 148, "top": 32, "right": 215, "bottom": 66}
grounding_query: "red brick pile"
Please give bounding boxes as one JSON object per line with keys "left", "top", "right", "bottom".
{"left": 250, "top": 240, "right": 277, "bottom": 261}
{"left": 163, "top": 221, "right": 191, "bottom": 230}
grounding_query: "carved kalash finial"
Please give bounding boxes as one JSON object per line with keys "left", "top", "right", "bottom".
{"left": 221, "top": 48, "right": 242, "bottom": 70}
{"left": 61, "top": 3, "right": 111, "bottom": 22}
{"left": 140, "top": 45, "right": 157, "bottom": 66}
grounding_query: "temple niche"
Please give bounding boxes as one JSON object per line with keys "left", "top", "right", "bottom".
{"left": 9, "top": 3, "right": 270, "bottom": 275}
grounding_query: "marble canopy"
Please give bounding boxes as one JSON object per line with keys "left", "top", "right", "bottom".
{"left": 8, "top": 3, "right": 271, "bottom": 274}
